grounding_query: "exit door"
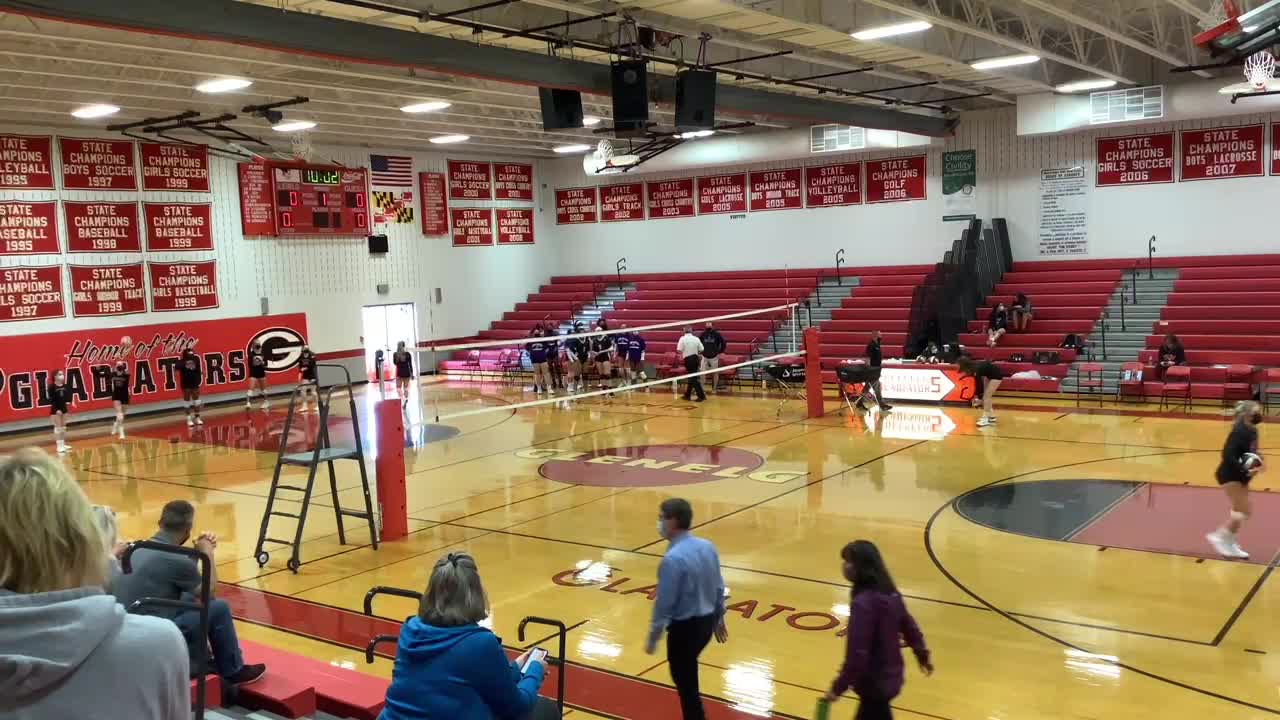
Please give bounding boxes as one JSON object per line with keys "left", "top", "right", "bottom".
{"left": 361, "top": 303, "right": 418, "bottom": 383}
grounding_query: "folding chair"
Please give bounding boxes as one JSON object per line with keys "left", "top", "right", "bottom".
{"left": 1075, "top": 363, "right": 1105, "bottom": 407}
{"left": 1116, "top": 361, "right": 1145, "bottom": 404}
{"left": 1222, "top": 364, "right": 1255, "bottom": 406}
{"left": 1160, "top": 365, "right": 1192, "bottom": 412}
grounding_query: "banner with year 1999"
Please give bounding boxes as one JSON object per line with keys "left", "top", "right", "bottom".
{"left": 0, "top": 313, "right": 308, "bottom": 424}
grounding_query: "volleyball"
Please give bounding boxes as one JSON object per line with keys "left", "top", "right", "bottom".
{"left": 1243, "top": 452, "right": 1264, "bottom": 473}
{"left": 120, "top": 335, "right": 132, "bottom": 348}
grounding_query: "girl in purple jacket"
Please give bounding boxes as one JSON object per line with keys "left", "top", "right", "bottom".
{"left": 824, "top": 540, "right": 932, "bottom": 720}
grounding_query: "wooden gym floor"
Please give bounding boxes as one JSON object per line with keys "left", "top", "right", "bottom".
{"left": 14, "top": 380, "right": 1279, "bottom": 720}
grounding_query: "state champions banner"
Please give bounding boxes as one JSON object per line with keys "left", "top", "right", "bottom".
{"left": 0, "top": 313, "right": 308, "bottom": 424}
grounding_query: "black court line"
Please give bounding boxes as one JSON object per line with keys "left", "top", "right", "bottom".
{"left": 1211, "top": 547, "right": 1280, "bottom": 646}
{"left": 1052, "top": 412, "right": 1071, "bottom": 421}
{"left": 925, "top": 448, "right": 1280, "bottom": 714}
{"left": 630, "top": 439, "right": 928, "bottom": 553}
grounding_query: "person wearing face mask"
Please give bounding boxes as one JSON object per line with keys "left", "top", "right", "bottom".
{"left": 246, "top": 340, "right": 269, "bottom": 411}
{"left": 1206, "top": 401, "right": 1266, "bottom": 560}
{"left": 48, "top": 370, "right": 73, "bottom": 454}
{"left": 109, "top": 361, "right": 130, "bottom": 440}
{"left": 298, "top": 344, "right": 319, "bottom": 413}
{"left": 645, "top": 498, "right": 728, "bottom": 720}
{"left": 822, "top": 540, "right": 931, "bottom": 720}
{"left": 179, "top": 348, "right": 204, "bottom": 427}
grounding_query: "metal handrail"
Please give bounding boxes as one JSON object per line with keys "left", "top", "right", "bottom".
{"left": 518, "top": 617, "right": 568, "bottom": 712}
{"left": 363, "top": 585, "right": 423, "bottom": 616}
{"left": 122, "top": 540, "right": 212, "bottom": 720}
{"left": 1118, "top": 286, "right": 1127, "bottom": 332}
{"left": 834, "top": 249, "right": 845, "bottom": 286}
{"left": 1130, "top": 264, "right": 1139, "bottom": 305}
{"left": 615, "top": 257, "right": 627, "bottom": 290}
{"left": 1147, "top": 235, "right": 1156, "bottom": 279}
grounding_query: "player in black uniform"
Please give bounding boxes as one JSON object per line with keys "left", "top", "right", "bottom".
{"left": 49, "top": 370, "right": 73, "bottom": 453}
{"left": 298, "top": 345, "right": 318, "bottom": 413}
{"left": 957, "top": 356, "right": 1003, "bottom": 427}
{"left": 565, "top": 323, "right": 588, "bottom": 393}
{"left": 527, "top": 326, "right": 551, "bottom": 394}
{"left": 590, "top": 320, "right": 614, "bottom": 390}
{"left": 393, "top": 340, "right": 414, "bottom": 407}
{"left": 1207, "top": 401, "right": 1265, "bottom": 559}
{"left": 110, "top": 361, "right": 130, "bottom": 439}
{"left": 627, "top": 331, "right": 647, "bottom": 385}
{"left": 614, "top": 326, "right": 634, "bottom": 386}
{"left": 246, "top": 340, "right": 269, "bottom": 411}
{"left": 857, "top": 330, "right": 893, "bottom": 412}
{"left": 179, "top": 348, "right": 204, "bottom": 427}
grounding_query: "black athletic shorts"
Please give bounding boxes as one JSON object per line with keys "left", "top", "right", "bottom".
{"left": 112, "top": 389, "right": 130, "bottom": 405}
{"left": 49, "top": 402, "right": 68, "bottom": 416}
{"left": 1216, "top": 463, "right": 1251, "bottom": 485}
{"left": 250, "top": 368, "right": 267, "bottom": 380}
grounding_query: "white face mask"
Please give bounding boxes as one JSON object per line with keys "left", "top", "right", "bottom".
{"left": 657, "top": 519, "right": 667, "bottom": 539}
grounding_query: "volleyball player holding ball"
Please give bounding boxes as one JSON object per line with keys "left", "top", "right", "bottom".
{"left": 1207, "top": 401, "right": 1265, "bottom": 560}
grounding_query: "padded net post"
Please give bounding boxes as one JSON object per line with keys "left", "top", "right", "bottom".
{"left": 804, "top": 327, "right": 824, "bottom": 418}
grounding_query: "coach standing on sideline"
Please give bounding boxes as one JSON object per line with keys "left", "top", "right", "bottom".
{"left": 645, "top": 498, "right": 728, "bottom": 720}
{"left": 699, "top": 322, "right": 726, "bottom": 392}
{"left": 677, "top": 327, "right": 707, "bottom": 402}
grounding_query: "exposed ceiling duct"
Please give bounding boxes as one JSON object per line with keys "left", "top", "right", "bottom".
{"left": 0, "top": 0, "right": 959, "bottom": 138}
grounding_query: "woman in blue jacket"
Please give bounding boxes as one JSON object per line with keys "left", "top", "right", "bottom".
{"left": 381, "top": 553, "right": 558, "bottom": 720}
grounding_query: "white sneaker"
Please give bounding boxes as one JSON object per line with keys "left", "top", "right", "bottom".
{"left": 195, "top": 416, "right": 204, "bottom": 426}
{"left": 1229, "top": 542, "right": 1250, "bottom": 560}
{"left": 245, "top": 399, "right": 252, "bottom": 410}
{"left": 262, "top": 400, "right": 271, "bottom": 410}
{"left": 56, "top": 442, "right": 67, "bottom": 454}
{"left": 187, "top": 416, "right": 194, "bottom": 427}
{"left": 117, "top": 426, "right": 125, "bottom": 440}
{"left": 976, "top": 416, "right": 995, "bottom": 427}
{"left": 1207, "top": 530, "right": 1247, "bottom": 558}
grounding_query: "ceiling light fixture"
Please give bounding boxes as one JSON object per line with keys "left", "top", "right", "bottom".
{"left": 851, "top": 20, "right": 932, "bottom": 41}
{"left": 71, "top": 104, "right": 119, "bottom": 119}
{"left": 971, "top": 54, "right": 1040, "bottom": 71}
{"left": 582, "top": 116, "right": 602, "bottom": 126}
{"left": 554, "top": 144, "right": 593, "bottom": 153}
{"left": 271, "top": 120, "right": 316, "bottom": 132}
{"left": 195, "top": 77, "right": 252, "bottom": 94}
{"left": 401, "top": 100, "right": 452, "bottom": 113}
{"left": 428, "top": 134, "right": 469, "bottom": 144}
{"left": 678, "top": 130, "right": 715, "bottom": 139}
{"left": 1055, "top": 78, "right": 1117, "bottom": 93}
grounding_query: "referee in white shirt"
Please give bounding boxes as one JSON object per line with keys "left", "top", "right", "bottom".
{"left": 676, "top": 326, "right": 706, "bottom": 402}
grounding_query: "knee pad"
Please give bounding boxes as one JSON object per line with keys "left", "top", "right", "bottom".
{"left": 1231, "top": 510, "right": 1249, "bottom": 522}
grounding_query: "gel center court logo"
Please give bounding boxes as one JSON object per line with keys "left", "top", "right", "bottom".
{"left": 516, "top": 444, "right": 806, "bottom": 487}
{"left": 250, "top": 327, "right": 306, "bottom": 372}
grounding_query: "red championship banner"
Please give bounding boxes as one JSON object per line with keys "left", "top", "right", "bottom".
{"left": 1179, "top": 124, "right": 1264, "bottom": 181}
{"left": 148, "top": 260, "right": 218, "bottom": 312}
{"left": 64, "top": 201, "right": 140, "bottom": 253}
{"left": 555, "top": 187, "right": 598, "bottom": 224}
{"left": 448, "top": 160, "right": 492, "bottom": 200}
{"left": 70, "top": 263, "right": 146, "bottom": 317}
{"left": 237, "top": 162, "right": 276, "bottom": 236}
{"left": 805, "top": 162, "right": 863, "bottom": 207}
{"left": 866, "top": 155, "right": 927, "bottom": 203}
{"left": 496, "top": 208, "right": 534, "bottom": 245}
{"left": 60, "top": 137, "right": 137, "bottom": 190}
{"left": 451, "top": 208, "right": 494, "bottom": 246}
{"left": 139, "top": 142, "right": 210, "bottom": 192}
{"left": 494, "top": 163, "right": 533, "bottom": 200}
{"left": 0, "top": 134, "right": 54, "bottom": 189}
{"left": 419, "top": 172, "right": 448, "bottom": 235}
{"left": 697, "top": 173, "right": 747, "bottom": 215}
{"left": 646, "top": 178, "right": 695, "bottom": 219}
{"left": 749, "top": 168, "right": 803, "bottom": 212}
{"left": 1096, "top": 132, "right": 1174, "bottom": 186}
{"left": 600, "top": 182, "right": 645, "bottom": 222}
{"left": 0, "top": 200, "right": 59, "bottom": 255}
{"left": 1272, "top": 124, "right": 1280, "bottom": 175}
{"left": 144, "top": 202, "right": 213, "bottom": 252}
{"left": 0, "top": 313, "right": 309, "bottom": 423}
{"left": 0, "top": 265, "right": 64, "bottom": 322}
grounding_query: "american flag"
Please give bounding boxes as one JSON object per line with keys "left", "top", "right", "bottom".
{"left": 370, "top": 154, "right": 413, "bottom": 187}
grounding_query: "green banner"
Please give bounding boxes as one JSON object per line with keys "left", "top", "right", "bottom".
{"left": 942, "top": 149, "right": 976, "bottom": 222}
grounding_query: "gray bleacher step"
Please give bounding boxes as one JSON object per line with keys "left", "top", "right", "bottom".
{"left": 741, "top": 276, "right": 860, "bottom": 378}
{"left": 206, "top": 709, "right": 352, "bottom": 720}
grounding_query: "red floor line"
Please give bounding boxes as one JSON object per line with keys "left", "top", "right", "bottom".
{"left": 220, "top": 584, "right": 803, "bottom": 720}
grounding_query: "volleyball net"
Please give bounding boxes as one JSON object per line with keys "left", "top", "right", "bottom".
{"left": 398, "top": 302, "right": 813, "bottom": 424}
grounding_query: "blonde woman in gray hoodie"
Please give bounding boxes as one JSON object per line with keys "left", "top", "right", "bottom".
{"left": 0, "top": 448, "right": 190, "bottom": 720}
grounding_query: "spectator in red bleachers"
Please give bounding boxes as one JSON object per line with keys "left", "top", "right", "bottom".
{"left": 987, "top": 304, "right": 1009, "bottom": 347}
{"left": 0, "top": 449, "right": 191, "bottom": 720}
{"left": 700, "top": 323, "right": 726, "bottom": 392}
{"left": 1011, "top": 292, "right": 1033, "bottom": 332}
{"left": 1156, "top": 334, "right": 1187, "bottom": 380}
{"left": 380, "top": 552, "right": 559, "bottom": 720}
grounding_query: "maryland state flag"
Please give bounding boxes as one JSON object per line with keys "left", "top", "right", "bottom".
{"left": 372, "top": 191, "right": 415, "bottom": 223}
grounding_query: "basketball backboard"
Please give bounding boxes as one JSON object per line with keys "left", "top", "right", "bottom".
{"left": 1195, "top": 0, "right": 1280, "bottom": 58}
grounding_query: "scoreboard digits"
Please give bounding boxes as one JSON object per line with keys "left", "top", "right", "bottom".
{"left": 271, "top": 165, "right": 369, "bottom": 236}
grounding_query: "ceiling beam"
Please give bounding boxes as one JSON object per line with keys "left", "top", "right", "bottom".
{"left": 857, "top": 0, "right": 1136, "bottom": 85}
{"left": 0, "top": 0, "right": 958, "bottom": 136}
{"left": 1164, "top": 0, "right": 1216, "bottom": 25}
{"left": 1013, "top": 0, "right": 1214, "bottom": 78}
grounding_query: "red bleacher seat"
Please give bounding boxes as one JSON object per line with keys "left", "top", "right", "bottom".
{"left": 1154, "top": 320, "right": 1280, "bottom": 335}
{"left": 993, "top": 281, "right": 1117, "bottom": 295}
{"left": 1160, "top": 306, "right": 1280, "bottom": 320}
{"left": 1174, "top": 279, "right": 1280, "bottom": 293}
{"left": 1179, "top": 266, "right": 1280, "bottom": 280}
{"left": 1139, "top": 348, "right": 1280, "bottom": 366}
{"left": 1167, "top": 292, "right": 1280, "bottom": 305}
{"left": 1144, "top": 335, "right": 1280, "bottom": 352}
{"left": 236, "top": 640, "right": 387, "bottom": 720}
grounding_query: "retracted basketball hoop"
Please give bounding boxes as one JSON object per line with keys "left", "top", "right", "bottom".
{"left": 1219, "top": 50, "right": 1279, "bottom": 101}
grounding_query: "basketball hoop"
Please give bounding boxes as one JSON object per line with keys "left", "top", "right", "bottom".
{"left": 1245, "top": 51, "right": 1276, "bottom": 90}
{"left": 290, "top": 131, "right": 315, "bottom": 162}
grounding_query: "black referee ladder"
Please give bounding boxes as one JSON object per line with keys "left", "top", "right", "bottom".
{"left": 253, "top": 363, "right": 378, "bottom": 573}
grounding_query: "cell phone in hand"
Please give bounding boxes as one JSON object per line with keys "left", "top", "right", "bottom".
{"left": 521, "top": 647, "right": 548, "bottom": 673}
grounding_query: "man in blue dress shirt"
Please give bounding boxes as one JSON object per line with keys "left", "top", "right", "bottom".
{"left": 645, "top": 498, "right": 728, "bottom": 720}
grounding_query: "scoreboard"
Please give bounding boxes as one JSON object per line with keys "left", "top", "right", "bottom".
{"left": 238, "top": 161, "right": 370, "bottom": 237}
{"left": 272, "top": 165, "right": 369, "bottom": 236}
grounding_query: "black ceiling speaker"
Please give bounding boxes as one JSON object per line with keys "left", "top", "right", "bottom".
{"left": 538, "top": 88, "right": 584, "bottom": 130}
{"left": 675, "top": 69, "right": 716, "bottom": 130}
{"left": 611, "top": 60, "right": 649, "bottom": 136}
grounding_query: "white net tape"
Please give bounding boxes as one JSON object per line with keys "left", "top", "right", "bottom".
{"left": 1245, "top": 51, "right": 1276, "bottom": 90}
